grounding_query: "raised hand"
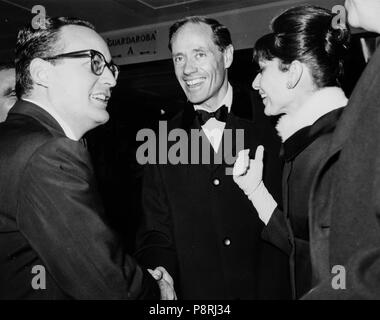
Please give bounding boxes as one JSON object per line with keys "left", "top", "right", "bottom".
{"left": 148, "top": 266, "right": 177, "bottom": 300}
{"left": 233, "top": 145, "right": 264, "bottom": 197}
{"left": 233, "top": 145, "right": 276, "bottom": 225}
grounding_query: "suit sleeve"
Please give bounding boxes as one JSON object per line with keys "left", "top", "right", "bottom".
{"left": 262, "top": 208, "right": 292, "bottom": 256}
{"left": 17, "top": 138, "right": 159, "bottom": 300}
{"left": 135, "top": 164, "right": 179, "bottom": 286}
{"left": 260, "top": 138, "right": 292, "bottom": 256}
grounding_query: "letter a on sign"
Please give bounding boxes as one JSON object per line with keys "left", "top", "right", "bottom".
{"left": 31, "top": 265, "right": 46, "bottom": 290}
{"left": 331, "top": 265, "right": 346, "bottom": 290}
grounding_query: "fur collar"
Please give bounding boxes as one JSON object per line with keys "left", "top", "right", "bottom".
{"left": 276, "top": 87, "right": 348, "bottom": 142}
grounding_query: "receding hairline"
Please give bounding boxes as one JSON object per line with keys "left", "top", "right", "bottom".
{"left": 170, "top": 21, "right": 216, "bottom": 50}
{"left": 55, "top": 24, "right": 110, "bottom": 58}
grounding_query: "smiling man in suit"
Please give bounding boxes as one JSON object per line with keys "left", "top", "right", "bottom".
{"left": 0, "top": 17, "right": 175, "bottom": 299}
{"left": 135, "top": 16, "right": 291, "bottom": 299}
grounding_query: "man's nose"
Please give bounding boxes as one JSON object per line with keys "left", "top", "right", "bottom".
{"left": 183, "top": 58, "right": 197, "bottom": 75}
{"left": 252, "top": 73, "right": 261, "bottom": 90}
{"left": 101, "top": 66, "right": 117, "bottom": 87}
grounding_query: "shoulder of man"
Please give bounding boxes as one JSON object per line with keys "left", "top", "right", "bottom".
{"left": 2, "top": 116, "right": 86, "bottom": 165}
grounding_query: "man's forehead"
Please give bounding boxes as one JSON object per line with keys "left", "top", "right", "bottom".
{"left": 172, "top": 22, "right": 215, "bottom": 51}
{"left": 176, "top": 22, "right": 212, "bottom": 39}
{"left": 59, "top": 25, "right": 111, "bottom": 58}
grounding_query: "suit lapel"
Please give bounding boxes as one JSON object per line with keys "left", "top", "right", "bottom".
{"left": 311, "top": 47, "right": 380, "bottom": 197}
{"left": 311, "top": 47, "right": 380, "bottom": 213}
{"left": 326, "top": 46, "right": 380, "bottom": 159}
{"left": 309, "top": 47, "right": 380, "bottom": 269}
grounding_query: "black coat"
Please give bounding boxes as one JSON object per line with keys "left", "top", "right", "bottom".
{"left": 135, "top": 94, "right": 291, "bottom": 299}
{"left": 262, "top": 108, "right": 344, "bottom": 299}
{"left": 304, "top": 46, "right": 380, "bottom": 299}
{"left": 0, "top": 100, "right": 159, "bottom": 299}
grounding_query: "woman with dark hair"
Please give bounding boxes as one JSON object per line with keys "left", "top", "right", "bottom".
{"left": 233, "top": 5, "right": 350, "bottom": 299}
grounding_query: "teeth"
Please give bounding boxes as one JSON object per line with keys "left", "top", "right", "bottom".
{"left": 186, "top": 78, "right": 204, "bottom": 86}
{"left": 259, "top": 91, "right": 266, "bottom": 97}
{"left": 91, "top": 94, "right": 109, "bottom": 101}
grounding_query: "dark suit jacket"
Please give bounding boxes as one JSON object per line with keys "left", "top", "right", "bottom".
{"left": 262, "top": 108, "right": 344, "bottom": 299}
{"left": 0, "top": 100, "right": 159, "bottom": 299}
{"left": 304, "top": 47, "right": 380, "bottom": 299}
{"left": 135, "top": 93, "right": 291, "bottom": 299}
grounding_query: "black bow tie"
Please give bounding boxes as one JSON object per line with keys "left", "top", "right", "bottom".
{"left": 196, "top": 105, "right": 229, "bottom": 126}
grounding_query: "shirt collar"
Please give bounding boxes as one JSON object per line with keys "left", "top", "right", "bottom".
{"left": 193, "top": 83, "right": 233, "bottom": 113}
{"left": 22, "top": 98, "right": 79, "bottom": 141}
{"left": 276, "top": 87, "right": 348, "bottom": 142}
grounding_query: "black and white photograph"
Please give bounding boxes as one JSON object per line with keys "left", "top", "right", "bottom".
{"left": 0, "top": 0, "right": 380, "bottom": 311}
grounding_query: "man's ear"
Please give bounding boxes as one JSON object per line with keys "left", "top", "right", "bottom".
{"left": 287, "top": 60, "right": 303, "bottom": 89}
{"left": 29, "top": 58, "right": 50, "bottom": 88}
{"left": 223, "top": 44, "right": 234, "bottom": 69}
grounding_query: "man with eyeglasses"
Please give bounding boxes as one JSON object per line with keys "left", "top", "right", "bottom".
{"left": 0, "top": 62, "right": 16, "bottom": 122}
{"left": 0, "top": 17, "right": 175, "bottom": 299}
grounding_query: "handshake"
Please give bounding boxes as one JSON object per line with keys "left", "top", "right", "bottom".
{"left": 232, "top": 146, "right": 277, "bottom": 225}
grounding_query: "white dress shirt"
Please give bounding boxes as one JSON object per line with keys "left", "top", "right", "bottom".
{"left": 194, "top": 83, "right": 232, "bottom": 152}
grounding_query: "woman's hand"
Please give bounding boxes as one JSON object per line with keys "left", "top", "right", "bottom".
{"left": 233, "top": 145, "right": 264, "bottom": 197}
{"left": 233, "top": 145, "right": 277, "bottom": 225}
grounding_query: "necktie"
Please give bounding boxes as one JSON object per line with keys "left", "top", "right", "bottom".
{"left": 196, "top": 105, "right": 229, "bottom": 126}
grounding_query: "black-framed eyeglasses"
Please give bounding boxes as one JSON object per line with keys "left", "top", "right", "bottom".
{"left": 41, "top": 49, "right": 120, "bottom": 80}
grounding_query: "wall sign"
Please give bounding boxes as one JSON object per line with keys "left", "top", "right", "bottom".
{"left": 105, "top": 29, "right": 158, "bottom": 64}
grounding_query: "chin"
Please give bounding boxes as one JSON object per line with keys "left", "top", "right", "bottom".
{"left": 264, "top": 106, "right": 281, "bottom": 117}
{"left": 94, "top": 110, "right": 110, "bottom": 125}
{"left": 264, "top": 105, "right": 274, "bottom": 116}
{"left": 186, "top": 94, "right": 206, "bottom": 105}
{"left": 101, "top": 113, "right": 110, "bottom": 124}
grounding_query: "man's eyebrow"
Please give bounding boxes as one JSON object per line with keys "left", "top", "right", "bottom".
{"left": 172, "top": 46, "right": 208, "bottom": 55}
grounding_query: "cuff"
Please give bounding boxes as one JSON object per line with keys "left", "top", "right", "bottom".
{"left": 248, "top": 181, "right": 277, "bottom": 225}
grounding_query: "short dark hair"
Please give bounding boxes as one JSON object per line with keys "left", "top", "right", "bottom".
{"left": 253, "top": 5, "right": 350, "bottom": 88}
{"left": 15, "top": 17, "right": 95, "bottom": 98}
{"left": 0, "top": 61, "right": 14, "bottom": 72}
{"left": 168, "top": 16, "right": 232, "bottom": 52}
